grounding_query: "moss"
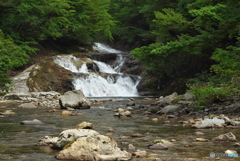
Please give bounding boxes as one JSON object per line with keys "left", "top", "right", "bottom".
{"left": 63, "top": 139, "right": 76, "bottom": 149}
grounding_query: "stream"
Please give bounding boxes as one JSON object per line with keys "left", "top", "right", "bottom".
{"left": 0, "top": 99, "right": 239, "bottom": 161}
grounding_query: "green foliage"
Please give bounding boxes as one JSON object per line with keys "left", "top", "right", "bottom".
{"left": 0, "top": 0, "right": 115, "bottom": 91}
{"left": 130, "top": 0, "right": 240, "bottom": 96}
{"left": 0, "top": 30, "right": 30, "bottom": 91}
{"left": 188, "top": 83, "right": 239, "bottom": 108}
{"left": 0, "top": 0, "right": 114, "bottom": 43}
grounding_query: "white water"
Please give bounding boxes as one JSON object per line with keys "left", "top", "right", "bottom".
{"left": 54, "top": 43, "right": 141, "bottom": 97}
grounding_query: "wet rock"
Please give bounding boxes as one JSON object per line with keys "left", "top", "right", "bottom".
{"left": 132, "top": 150, "right": 148, "bottom": 158}
{"left": 212, "top": 132, "right": 237, "bottom": 142}
{"left": 56, "top": 134, "right": 132, "bottom": 161}
{"left": 126, "top": 101, "right": 135, "bottom": 106}
{"left": 233, "top": 142, "right": 240, "bottom": 147}
{"left": 20, "top": 119, "right": 43, "bottom": 125}
{"left": 0, "top": 110, "right": 16, "bottom": 116}
{"left": 36, "top": 136, "right": 58, "bottom": 146}
{"left": 126, "top": 107, "right": 133, "bottom": 111}
{"left": 18, "top": 103, "right": 37, "bottom": 109}
{"left": 195, "top": 138, "right": 209, "bottom": 142}
{"left": 119, "top": 110, "right": 132, "bottom": 117}
{"left": 152, "top": 118, "right": 158, "bottom": 122}
{"left": 159, "top": 105, "right": 181, "bottom": 114}
{"left": 158, "top": 92, "right": 178, "bottom": 104}
{"left": 194, "top": 132, "right": 205, "bottom": 135}
{"left": 128, "top": 144, "right": 136, "bottom": 151}
{"left": 132, "top": 133, "right": 144, "bottom": 137}
{"left": 75, "top": 122, "right": 94, "bottom": 129}
{"left": 107, "top": 128, "right": 114, "bottom": 132}
{"left": 59, "top": 90, "right": 92, "bottom": 109}
{"left": 61, "top": 110, "right": 72, "bottom": 116}
{"left": 53, "top": 129, "right": 100, "bottom": 149}
{"left": 225, "top": 150, "right": 238, "bottom": 155}
{"left": 149, "top": 140, "right": 174, "bottom": 150}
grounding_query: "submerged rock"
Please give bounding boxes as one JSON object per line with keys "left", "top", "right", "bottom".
{"left": 20, "top": 119, "right": 43, "bottom": 125}
{"left": 18, "top": 103, "right": 37, "bottom": 109}
{"left": 59, "top": 90, "right": 92, "bottom": 109}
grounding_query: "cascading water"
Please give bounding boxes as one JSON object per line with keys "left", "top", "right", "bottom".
{"left": 53, "top": 43, "right": 141, "bottom": 97}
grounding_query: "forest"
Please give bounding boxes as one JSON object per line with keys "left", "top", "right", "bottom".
{"left": 0, "top": 0, "right": 239, "bottom": 107}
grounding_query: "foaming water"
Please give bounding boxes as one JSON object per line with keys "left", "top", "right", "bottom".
{"left": 53, "top": 43, "right": 141, "bottom": 97}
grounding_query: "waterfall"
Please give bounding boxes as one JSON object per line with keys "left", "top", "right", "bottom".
{"left": 53, "top": 43, "right": 141, "bottom": 97}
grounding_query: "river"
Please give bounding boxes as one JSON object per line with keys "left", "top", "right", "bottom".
{"left": 0, "top": 99, "right": 239, "bottom": 161}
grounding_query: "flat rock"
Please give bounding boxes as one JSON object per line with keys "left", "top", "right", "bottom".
{"left": 18, "top": 103, "right": 37, "bottom": 109}
{"left": 20, "top": 119, "right": 43, "bottom": 125}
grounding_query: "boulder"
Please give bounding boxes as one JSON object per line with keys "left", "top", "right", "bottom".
{"left": 56, "top": 134, "right": 132, "bottom": 161}
{"left": 59, "top": 90, "right": 92, "bottom": 109}
{"left": 212, "top": 132, "right": 237, "bottom": 142}
{"left": 159, "top": 105, "right": 181, "bottom": 114}
{"left": 20, "top": 119, "right": 43, "bottom": 125}
{"left": 53, "top": 129, "right": 99, "bottom": 149}
{"left": 158, "top": 92, "right": 178, "bottom": 104}
{"left": 182, "top": 92, "right": 194, "bottom": 100}
{"left": 18, "top": 103, "right": 37, "bottom": 109}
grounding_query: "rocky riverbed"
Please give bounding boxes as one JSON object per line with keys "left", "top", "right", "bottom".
{"left": 0, "top": 91, "right": 240, "bottom": 161}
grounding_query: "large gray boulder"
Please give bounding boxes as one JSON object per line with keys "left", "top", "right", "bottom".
{"left": 56, "top": 134, "right": 132, "bottom": 161}
{"left": 59, "top": 90, "right": 92, "bottom": 109}
{"left": 159, "top": 105, "right": 181, "bottom": 114}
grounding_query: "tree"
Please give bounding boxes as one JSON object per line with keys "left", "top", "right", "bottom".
{"left": 0, "top": 30, "right": 29, "bottom": 91}
{"left": 0, "top": 0, "right": 115, "bottom": 90}
{"left": 131, "top": 0, "right": 240, "bottom": 94}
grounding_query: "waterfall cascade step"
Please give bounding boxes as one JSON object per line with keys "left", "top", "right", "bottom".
{"left": 53, "top": 43, "right": 141, "bottom": 97}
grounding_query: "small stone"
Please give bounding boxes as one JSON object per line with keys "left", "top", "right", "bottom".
{"left": 164, "top": 121, "right": 170, "bottom": 124}
{"left": 126, "top": 101, "right": 135, "bottom": 106}
{"left": 132, "top": 150, "right": 148, "bottom": 158}
{"left": 233, "top": 143, "right": 240, "bottom": 147}
{"left": 107, "top": 128, "right": 114, "bottom": 132}
{"left": 118, "top": 108, "right": 125, "bottom": 113}
{"left": 75, "top": 122, "right": 94, "bottom": 129}
{"left": 225, "top": 150, "right": 237, "bottom": 154}
{"left": 167, "top": 115, "right": 175, "bottom": 118}
{"left": 128, "top": 144, "right": 136, "bottom": 150}
{"left": 195, "top": 138, "right": 209, "bottom": 142}
{"left": 152, "top": 118, "right": 158, "bottom": 122}
{"left": 61, "top": 110, "right": 72, "bottom": 116}
{"left": 194, "top": 132, "right": 205, "bottom": 135}
{"left": 126, "top": 107, "right": 133, "bottom": 111}
{"left": 132, "top": 133, "right": 144, "bottom": 137}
